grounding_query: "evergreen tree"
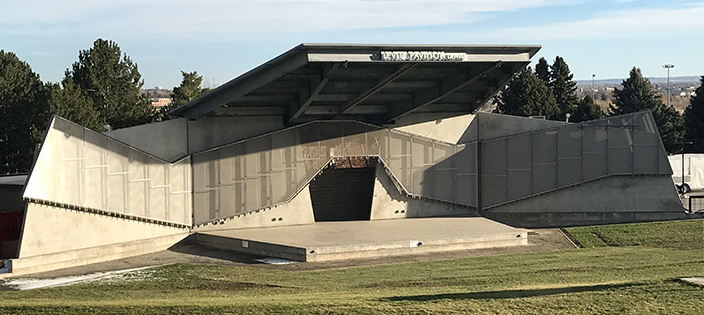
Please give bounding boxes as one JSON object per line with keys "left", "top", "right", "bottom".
{"left": 610, "top": 67, "right": 683, "bottom": 153}
{"left": 171, "top": 71, "right": 209, "bottom": 108}
{"left": 657, "top": 104, "right": 685, "bottom": 153}
{"left": 158, "top": 71, "right": 210, "bottom": 120}
{"left": 47, "top": 78, "right": 102, "bottom": 131}
{"left": 494, "top": 67, "right": 558, "bottom": 118}
{"left": 550, "top": 56, "right": 580, "bottom": 120}
{"left": 0, "top": 50, "right": 50, "bottom": 173}
{"left": 684, "top": 76, "right": 704, "bottom": 152}
{"left": 535, "top": 57, "right": 550, "bottom": 85}
{"left": 571, "top": 95, "right": 604, "bottom": 122}
{"left": 66, "top": 39, "right": 154, "bottom": 130}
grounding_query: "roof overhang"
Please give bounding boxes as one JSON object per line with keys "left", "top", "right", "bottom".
{"left": 169, "top": 43, "right": 541, "bottom": 126}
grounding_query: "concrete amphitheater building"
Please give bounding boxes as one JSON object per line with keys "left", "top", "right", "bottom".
{"left": 1, "top": 44, "right": 691, "bottom": 275}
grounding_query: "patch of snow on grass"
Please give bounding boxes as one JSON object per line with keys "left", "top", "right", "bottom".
{"left": 254, "top": 257, "right": 298, "bottom": 265}
{"left": 2, "top": 266, "right": 156, "bottom": 290}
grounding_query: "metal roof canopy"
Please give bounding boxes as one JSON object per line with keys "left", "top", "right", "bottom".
{"left": 169, "top": 43, "right": 540, "bottom": 126}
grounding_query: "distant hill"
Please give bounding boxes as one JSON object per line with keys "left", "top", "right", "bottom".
{"left": 577, "top": 76, "right": 700, "bottom": 86}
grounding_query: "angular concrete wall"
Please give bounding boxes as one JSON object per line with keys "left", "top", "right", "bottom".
{"left": 482, "top": 176, "right": 690, "bottom": 227}
{"left": 394, "top": 114, "right": 475, "bottom": 144}
{"left": 106, "top": 116, "right": 285, "bottom": 160}
{"left": 190, "top": 120, "right": 473, "bottom": 225}
{"left": 479, "top": 111, "right": 672, "bottom": 209}
{"left": 193, "top": 186, "right": 315, "bottom": 231}
{"left": 105, "top": 118, "right": 188, "bottom": 162}
{"left": 24, "top": 116, "right": 192, "bottom": 226}
{"left": 463, "top": 112, "right": 568, "bottom": 143}
{"left": 11, "top": 202, "right": 188, "bottom": 276}
{"left": 187, "top": 116, "right": 284, "bottom": 153}
{"left": 370, "top": 163, "right": 476, "bottom": 220}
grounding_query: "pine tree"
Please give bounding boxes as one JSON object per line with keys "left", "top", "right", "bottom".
{"left": 684, "top": 76, "right": 704, "bottom": 152}
{"left": 0, "top": 50, "right": 50, "bottom": 173}
{"left": 571, "top": 95, "right": 604, "bottom": 122}
{"left": 550, "top": 56, "right": 580, "bottom": 120}
{"left": 656, "top": 104, "right": 685, "bottom": 153}
{"left": 66, "top": 39, "right": 154, "bottom": 130}
{"left": 171, "top": 71, "right": 209, "bottom": 108}
{"left": 47, "top": 78, "right": 102, "bottom": 131}
{"left": 158, "top": 71, "right": 210, "bottom": 120}
{"left": 535, "top": 57, "right": 550, "bottom": 85}
{"left": 610, "top": 67, "right": 683, "bottom": 153}
{"left": 494, "top": 67, "right": 558, "bottom": 118}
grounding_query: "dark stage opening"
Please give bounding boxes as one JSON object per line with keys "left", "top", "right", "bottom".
{"left": 309, "top": 157, "right": 376, "bottom": 222}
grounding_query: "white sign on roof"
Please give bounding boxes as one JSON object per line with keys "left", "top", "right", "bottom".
{"left": 381, "top": 51, "right": 466, "bottom": 62}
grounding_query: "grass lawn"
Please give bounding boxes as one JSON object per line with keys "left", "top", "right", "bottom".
{"left": 1, "top": 220, "right": 702, "bottom": 314}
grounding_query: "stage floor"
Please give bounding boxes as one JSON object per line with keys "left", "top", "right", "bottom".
{"left": 195, "top": 217, "right": 528, "bottom": 262}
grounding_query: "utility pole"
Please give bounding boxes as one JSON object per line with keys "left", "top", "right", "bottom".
{"left": 663, "top": 64, "right": 674, "bottom": 108}
{"left": 592, "top": 74, "right": 596, "bottom": 100}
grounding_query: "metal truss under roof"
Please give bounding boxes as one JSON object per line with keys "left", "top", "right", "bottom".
{"left": 169, "top": 43, "right": 541, "bottom": 126}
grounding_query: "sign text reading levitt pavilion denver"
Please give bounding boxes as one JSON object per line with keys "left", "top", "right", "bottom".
{"left": 381, "top": 51, "right": 467, "bottom": 62}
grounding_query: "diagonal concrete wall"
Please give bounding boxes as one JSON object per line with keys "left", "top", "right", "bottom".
{"left": 192, "top": 186, "right": 315, "bottom": 231}
{"left": 482, "top": 176, "right": 690, "bottom": 227}
{"left": 105, "top": 118, "right": 188, "bottom": 162}
{"left": 11, "top": 202, "right": 188, "bottom": 276}
{"left": 24, "top": 116, "right": 192, "bottom": 226}
{"left": 370, "top": 163, "right": 476, "bottom": 220}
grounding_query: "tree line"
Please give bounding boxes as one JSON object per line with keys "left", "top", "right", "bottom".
{"left": 494, "top": 56, "right": 704, "bottom": 154}
{"left": 0, "top": 39, "right": 208, "bottom": 173}
{"left": 3, "top": 41, "right": 704, "bottom": 173}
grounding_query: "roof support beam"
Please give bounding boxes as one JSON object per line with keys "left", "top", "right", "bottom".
{"left": 333, "top": 63, "right": 417, "bottom": 119}
{"left": 288, "top": 63, "right": 340, "bottom": 124}
{"left": 385, "top": 63, "right": 500, "bottom": 123}
{"left": 306, "top": 105, "right": 388, "bottom": 115}
{"left": 170, "top": 51, "right": 309, "bottom": 119}
{"left": 210, "top": 107, "right": 288, "bottom": 116}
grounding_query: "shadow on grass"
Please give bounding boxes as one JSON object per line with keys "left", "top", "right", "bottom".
{"left": 381, "top": 282, "right": 640, "bottom": 301}
{"left": 167, "top": 243, "right": 267, "bottom": 265}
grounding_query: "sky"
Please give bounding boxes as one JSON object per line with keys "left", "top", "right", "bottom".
{"left": 1, "top": 0, "right": 702, "bottom": 89}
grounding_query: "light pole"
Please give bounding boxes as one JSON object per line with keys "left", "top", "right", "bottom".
{"left": 663, "top": 64, "right": 674, "bottom": 107}
{"left": 592, "top": 74, "right": 596, "bottom": 100}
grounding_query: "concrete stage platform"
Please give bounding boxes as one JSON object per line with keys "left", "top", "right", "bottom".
{"left": 194, "top": 217, "right": 528, "bottom": 262}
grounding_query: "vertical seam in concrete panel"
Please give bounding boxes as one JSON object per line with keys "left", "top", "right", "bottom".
{"left": 190, "top": 153, "right": 195, "bottom": 227}
{"left": 530, "top": 130, "right": 534, "bottom": 196}
{"left": 124, "top": 151, "right": 130, "bottom": 215}
{"left": 554, "top": 127, "right": 558, "bottom": 189}
{"left": 606, "top": 124, "right": 610, "bottom": 174}
{"left": 630, "top": 113, "right": 635, "bottom": 174}
{"left": 477, "top": 139, "right": 482, "bottom": 213}
{"left": 504, "top": 136, "right": 508, "bottom": 204}
{"left": 165, "top": 165, "right": 171, "bottom": 222}
{"left": 580, "top": 124, "right": 584, "bottom": 182}
{"left": 145, "top": 159, "right": 151, "bottom": 218}
{"left": 410, "top": 136, "right": 414, "bottom": 195}
{"left": 79, "top": 126, "right": 85, "bottom": 207}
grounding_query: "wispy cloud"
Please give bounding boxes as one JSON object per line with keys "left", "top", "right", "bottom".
{"left": 1, "top": 0, "right": 572, "bottom": 40}
{"left": 478, "top": 3, "right": 704, "bottom": 41}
